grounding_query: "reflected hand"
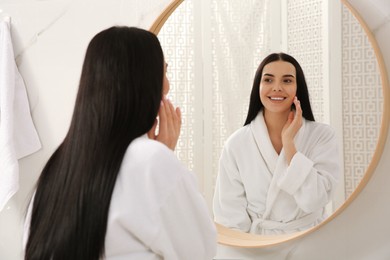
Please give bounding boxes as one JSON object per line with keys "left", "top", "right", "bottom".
{"left": 282, "top": 97, "right": 302, "bottom": 164}
{"left": 282, "top": 97, "right": 303, "bottom": 142}
{"left": 148, "top": 96, "right": 182, "bottom": 151}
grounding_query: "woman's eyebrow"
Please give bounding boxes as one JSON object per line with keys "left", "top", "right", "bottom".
{"left": 263, "top": 73, "right": 274, "bottom": 77}
{"left": 283, "top": 74, "right": 295, "bottom": 78}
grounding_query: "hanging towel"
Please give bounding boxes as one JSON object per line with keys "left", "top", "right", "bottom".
{"left": 0, "top": 18, "right": 42, "bottom": 211}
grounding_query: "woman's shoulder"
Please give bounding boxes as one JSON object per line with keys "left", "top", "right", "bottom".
{"left": 304, "top": 120, "right": 337, "bottom": 142}
{"left": 125, "top": 135, "right": 176, "bottom": 161}
{"left": 225, "top": 124, "right": 252, "bottom": 145}
{"left": 119, "top": 135, "right": 192, "bottom": 187}
{"left": 305, "top": 120, "right": 335, "bottom": 134}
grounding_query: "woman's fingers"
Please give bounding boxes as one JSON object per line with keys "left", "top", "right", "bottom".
{"left": 167, "top": 99, "right": 181, "bottom": 135}
{"left": 282, "top": 97, "right": 303, "bottom": 143}
{"left": 287, "top": 110, "right": 294, "bottom": 123}
{"left": 294, "top": 97, "right": 302, "bottom": 116}
{"left": 165, "top": 98, "right": 181, "bottom": 150}
{"left": 165, "top": 98, "right": 175, "bottom": 134}
{"left": 293, "top": 97, "right": 303, "bottom": 126}
{"left": 175, "top": 107, "right": 182, "bottom": 132}
{"left": 152, "top": 97, "right": 182, "bottom": 150}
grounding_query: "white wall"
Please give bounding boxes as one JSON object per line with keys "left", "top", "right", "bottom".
{"left": 0, "top": 0, "right": 170, "bottom": 259}
{"left": 0, "top": 0, "right": 389, "bottom": 259}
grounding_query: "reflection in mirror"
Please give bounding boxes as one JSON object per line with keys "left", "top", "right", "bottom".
{"left": 157, "top": 0, "right": 383, "bottom": 236}
{"left": 213, "top": 52, "right": 342, "bottom": 235}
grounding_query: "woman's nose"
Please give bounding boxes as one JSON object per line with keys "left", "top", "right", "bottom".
{"left": 272, "top": 82, "right": 282, "bottom": 91}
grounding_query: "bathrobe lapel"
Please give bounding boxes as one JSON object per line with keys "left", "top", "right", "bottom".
{"left": 250, "top": 112, "right": 306, "bottom": 219}
{"left": 250, "top": 112, "right": 279, "bottom": 174}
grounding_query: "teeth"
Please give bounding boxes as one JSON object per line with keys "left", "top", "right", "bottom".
{"left": 270, "top": 97, "right": 285, "bottom": 101}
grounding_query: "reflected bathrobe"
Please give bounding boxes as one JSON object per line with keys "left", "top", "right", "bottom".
{"left": 24, "top": 134, "right": 217, "bottom": 260}
{"left": 213, "top": 112, "right": 340, "bottom": 235}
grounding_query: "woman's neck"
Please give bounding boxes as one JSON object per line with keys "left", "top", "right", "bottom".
{"left": 263, "top": 109, "right": 290, "bottom": 154}
{"left": 263, "top": 109, "right": 290, "bottom": 134}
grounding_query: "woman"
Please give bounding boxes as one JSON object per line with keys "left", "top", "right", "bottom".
{"left": 24, "top": 26, "right": 216, "bottom": 260}
{"left": 213, "top": 53, "right": 340, "bottom": 235}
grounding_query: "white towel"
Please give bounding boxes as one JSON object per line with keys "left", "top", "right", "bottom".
{"left": 0, "top": 18, "right": 42, "bottom": 211}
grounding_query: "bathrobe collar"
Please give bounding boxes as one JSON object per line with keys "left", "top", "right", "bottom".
{"left": 249, "top": 111, "right": 306, "bottom": 174}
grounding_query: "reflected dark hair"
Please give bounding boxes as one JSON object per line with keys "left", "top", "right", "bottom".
{"left": 244, "top": 52, "right": 315, "bottom": 125}
{"left": 25, "top": 27, "right": 164, "bottom": 260}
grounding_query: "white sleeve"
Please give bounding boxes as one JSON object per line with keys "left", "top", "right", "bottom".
{"left": 277, "top": 126, "right": 340, "bottom": 213}
{"left": 149, "top": 172, "right": 217, "bottom": 260}
{"left": 213, "top": 145, "right": 252, "bottom": 233}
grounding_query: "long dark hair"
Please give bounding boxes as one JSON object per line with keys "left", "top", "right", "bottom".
{"left": 244, "top": 52, "right": 315, "bottom": 125}
{"left": 25, "top": 26, "right": 164, "bottom": 260}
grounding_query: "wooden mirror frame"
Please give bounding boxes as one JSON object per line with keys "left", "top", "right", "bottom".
{"left": 149, "top": 0, "right": 390, "bottom": 247}
{"left": 149, "top": 0, "right": 184, "bottom": 35}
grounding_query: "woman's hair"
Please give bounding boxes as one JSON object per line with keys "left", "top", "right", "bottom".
{"left": 244, "top": 52, "right": 315, "bottom": 125}
{"left": 25, "top": 26, "right": 164, "bottom": 260}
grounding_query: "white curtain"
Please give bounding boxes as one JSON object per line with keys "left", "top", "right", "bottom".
{"left": 158, "top": 0, "right": 271, "bottom": 206}
{"left": 210, "top": 0, "right": 271, "bottom": 190}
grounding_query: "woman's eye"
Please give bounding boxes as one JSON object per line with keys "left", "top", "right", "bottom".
{"left": 284, "top": 79, "right": 292, "bottom": 83}
{"left": 263, "top": 78, "right": 272, "bottom": 83}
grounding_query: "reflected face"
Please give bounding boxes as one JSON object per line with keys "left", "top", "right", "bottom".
{"left": 163, "top": 62, "right": 170, "bottom": 95}
{"left": 259, "top": 61, "right": 297, "bottom": 114}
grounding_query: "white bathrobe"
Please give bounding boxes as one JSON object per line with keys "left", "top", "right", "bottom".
{"left": 213, "top": 112, "right": 340, "bottom": 235}
{"left": 24, "top": 135, "right": 216, "bottom": 260}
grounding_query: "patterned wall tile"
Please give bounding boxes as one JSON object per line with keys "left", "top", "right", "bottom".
{"left": 342, "top": 5, "right": 382, "bottom": 197}
{"left": 158, "top": 0, "right": 195, "bottom": 171}
{"left": 286, "top": 0, "right": 325, "bottom": 123}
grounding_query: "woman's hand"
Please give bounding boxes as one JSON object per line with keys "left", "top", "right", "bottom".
{"left": 282, "top": 96, "right": 303, "bottom": 164}
{"left": 148, "top": 96, "right": 182, "bottom": 151}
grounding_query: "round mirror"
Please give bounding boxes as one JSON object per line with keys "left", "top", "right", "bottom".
{"left": 151, "top": 0, "right": 389, "bottom": 246}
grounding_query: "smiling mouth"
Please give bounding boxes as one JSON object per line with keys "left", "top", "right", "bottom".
{"left": 268, "top": 97, "right": 286, "bottom": 101}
